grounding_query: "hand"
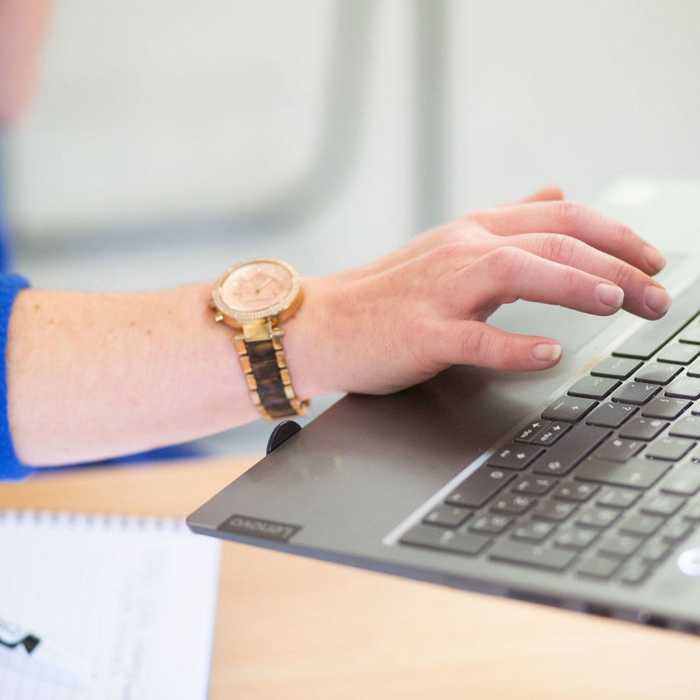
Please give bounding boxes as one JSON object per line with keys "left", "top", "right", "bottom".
{"left": 286, "top": 187, "right": 670, "bottom": 396}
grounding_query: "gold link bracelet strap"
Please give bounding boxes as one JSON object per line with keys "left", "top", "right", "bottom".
{"left": 233, "top": 321, "right": 309, "bottom": 420}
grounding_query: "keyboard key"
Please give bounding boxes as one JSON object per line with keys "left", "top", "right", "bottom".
{"left": 489, "top": 540, "right": 576, "bottom": 571}
{"left": 657, "top": 342, "right": 700, "bottom": 365}
{"left": 511, "top": 519, "right": 555, "bottom": 543}
{"left": 532, "top": 500, "right": 578, "bottom": 521}
{"left": 642, "top": 396, "right": 691, "bottom": 420}
{"left": 687, "top": 358, "right": 700, "bottom": 378}
{"left": 661, "top": 518, "right": 694, "bottom": 543}
{"left": 618, "top": 417, "right": 668, "bottom": 441}
{"left": 586, "top": 402, "right": 637, "bottom": 428}
{"left": 470, "top": 513, "right": 512, "bottom": 534}
{"left": 552, "top": 481, "right": 598, "bottom": 502}
{"left": 577, "top": 555, "right": 620, "bottom": 579}
{"left": 670, "top": 415, "right": 700, "bottom": 439}
{"left": 634, "top": 362, "right": 683, "bottom": 385}
{"left": 592, "top": 357, "right": 642, "bottom": 379}
{"left": 666, "top": 378, "right": 700, "bottom": 400}
{"left": 619, "top": 561, "right": 653, "bottom": 585}
{"left": 598, "top": 534, "right": 642, "bottom": 558}
{"left": 491, "top": 493, "right": 535, "bottom": 515}
{"left": 679, "top": 324, "right": 700, "bottom": 345}
{"left": 595, "top": 437, "right": 644, "bottom": 462}
{"left": 514, "top": 420, "right": 550, "bottom": 443}
{"left": 568, "top": 376, "right": 620, "bottom": 400}
{"left": 644, "top": 437, "right": 695, "bottom": 461}
{"left": 640, "top": 538, "right": 672, "bottom": 563}
{"left": 613, "top": 310, "right": 695, "bottom": 360}
{"left": 661, "top": 467, "right": 700, "bottom": 496}
{"left": 576, "top": 507, "right": 620, "bottom": 529}
{"left": 612, "top": 382, "right": 660, "bottom": 405}
{"left": 445, "top": 468, "right": 516, "bottom": 508}
{"left": 488, "top": 444, "right": 543, "bottom": 470}
{"left": 641, "top": 494, "right": 685, "bottom": 517}
{"left": 542, "top": 396, "right": 597, "bottom": 422}
{"left": 554, "top": 527, "right": 599, "bottom": 550}
{"left": 532, "top": 424, "right": 610, "bottom": 476}
{"left": 575, "top": 457, "right": 670, "bottom": 489}
{"left": 596, "top": 487, "right": 641, "bottom": 509}
{"left": 401, "top": 525, "right": 491, "bottom": 555}
{"left": 532, "top": 422, "right": 571, "bottom": 445}
{"left": 423, "top": 505, "right": 472, "bottom": 527}
{"left": 620, "top": 513, "right": 665, "bottom": 537}
{"left": 513, "top": 476, "right": 557, "bottom": 495}
{"left": 682, "top": 502, "right": 700, "bottom": 521}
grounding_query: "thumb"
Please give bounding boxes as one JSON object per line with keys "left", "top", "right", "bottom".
{"left": 434, "top": 320, "right": 562, "bottom": 371}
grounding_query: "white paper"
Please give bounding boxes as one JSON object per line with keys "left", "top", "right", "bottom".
{"left": 0, "top": 510, "right": 220, "bottom": 699}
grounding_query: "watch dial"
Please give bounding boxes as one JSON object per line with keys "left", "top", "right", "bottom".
{"left": 220, "top": 260, "right": 294, "bottom": 313}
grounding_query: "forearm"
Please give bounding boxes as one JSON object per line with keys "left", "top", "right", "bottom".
{"left": 6, "top": 280, "right": 325, "bottom": 466}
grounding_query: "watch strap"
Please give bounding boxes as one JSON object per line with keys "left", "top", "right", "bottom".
{"left": 234, "top": 326, "right": 308, "bottom": 419}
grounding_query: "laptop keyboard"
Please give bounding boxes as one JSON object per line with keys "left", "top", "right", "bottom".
{"left": 399, "top": 309, "right": 700, "bottom": 587}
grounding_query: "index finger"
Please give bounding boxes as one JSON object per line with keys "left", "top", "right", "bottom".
{"left": 472, "top": 201, "right": 666, "bottom": 276}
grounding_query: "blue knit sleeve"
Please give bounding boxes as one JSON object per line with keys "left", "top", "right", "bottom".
{"left": 0, "top": 273, "right": 31, "bottom": 479}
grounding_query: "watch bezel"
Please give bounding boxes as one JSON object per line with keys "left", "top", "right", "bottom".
{"left": 211, "top": 257, "right": 302, "bottom": 323}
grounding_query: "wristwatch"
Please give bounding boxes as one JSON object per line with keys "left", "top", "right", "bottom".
{"left": 211, "top": 258, "right": 309, "bottom": 420}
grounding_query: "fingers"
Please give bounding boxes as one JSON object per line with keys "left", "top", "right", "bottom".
{"left": 513, "top": 185, "right": 565, "bottom": 204}
{"left": 451, "top": 247, "right": 628, "bottom": 318}
{"left": 434, "top": 320, "right": 562, "bottom": 371}
{"left": 504, "top": 232, "right": 671, "bottom": 319}
{"left": 472, "top": 200, "right": 666, "bottom": 277}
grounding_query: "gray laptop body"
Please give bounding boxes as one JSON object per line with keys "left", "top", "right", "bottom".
{"left": 188, "top": 254, "right": 700, "bottom": 634}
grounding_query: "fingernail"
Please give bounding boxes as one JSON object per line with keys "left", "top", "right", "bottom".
{"left": 643, "top": 245, "right": 666, "bottom": 273}
{"left": 644, "top": 285, "right": 671, "bottom": 316}
{"left": 532, "top": 343, "right": 562, "bottom": 363}
{"left": 595, "top": 283, "right": 624, "bottom": 310}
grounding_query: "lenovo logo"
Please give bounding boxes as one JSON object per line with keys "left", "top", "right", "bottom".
{"left": 218, "top": 514, "right": 301, "bottom": 542}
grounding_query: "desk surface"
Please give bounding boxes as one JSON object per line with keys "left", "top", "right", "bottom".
{"left": 1, "top": 458, "right": 698, "bottom": 699}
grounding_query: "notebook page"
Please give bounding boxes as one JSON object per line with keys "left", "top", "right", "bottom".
{"left": 0, "top": 511, "right": 221, "bottom": 699}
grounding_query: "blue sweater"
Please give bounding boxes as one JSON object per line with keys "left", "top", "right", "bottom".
{"left": 0, "top": 273, "right": 29, "bottom": 479}
{"left": 0, "top": 184, "right": 31, "bottom": 478}
{"left": 0, "top": 191, "right": 200, "bottom": 479}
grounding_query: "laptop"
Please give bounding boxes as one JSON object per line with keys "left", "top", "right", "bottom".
{"left": 188, "top": 252, "right": 700, "bottom": 634}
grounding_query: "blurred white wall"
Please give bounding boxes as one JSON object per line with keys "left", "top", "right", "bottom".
{"left": 8, "top": 1, "right": 334, "bottom": 232}
{"left": 4, "top": 0, "right": 700, "bottom": 291}
{"left": 443, "top": 0, "right": 700, "bottom": 217}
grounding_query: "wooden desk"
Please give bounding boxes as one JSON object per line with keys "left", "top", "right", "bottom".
{"left": 1, "top": 458, "right": 698, "bottom": 699}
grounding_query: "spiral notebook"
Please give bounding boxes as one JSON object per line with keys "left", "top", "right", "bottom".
{"left": 0, "top": 510, "right": 221, "bottom": 699}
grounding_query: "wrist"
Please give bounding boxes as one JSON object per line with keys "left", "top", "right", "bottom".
{"left": 282, "top": 276, "right": 338, "bottom": 401}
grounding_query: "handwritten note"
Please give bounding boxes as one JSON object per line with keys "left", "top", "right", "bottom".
{"left": 0, "top": 511, "right": 220, "bottom": 699}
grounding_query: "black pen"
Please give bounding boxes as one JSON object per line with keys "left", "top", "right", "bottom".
{"left": 0, "top": 616, "right": 93, "bottom": 688}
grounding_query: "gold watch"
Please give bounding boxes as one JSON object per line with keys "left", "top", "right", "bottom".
{"left": 211, "top": 258, "right": 309, "bottom": 420}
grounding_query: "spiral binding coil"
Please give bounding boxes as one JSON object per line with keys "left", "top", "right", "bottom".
{"left": 0, "top": 509, "right": 185, "bottom": 531}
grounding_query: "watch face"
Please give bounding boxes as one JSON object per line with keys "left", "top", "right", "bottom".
{"left": 213, "top": 258, "right": 300, "bottom": 321}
